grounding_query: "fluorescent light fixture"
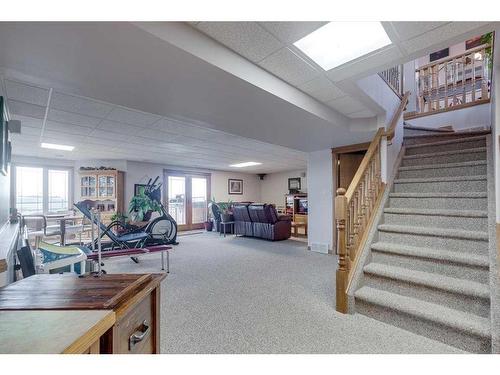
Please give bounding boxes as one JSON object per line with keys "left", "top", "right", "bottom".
{"left": 41, "top": 142, "right": 75, "bottom": 151}
{"left": 229, "top": 161, "right": 262, "bottom": 168}
{"left": 294, "top": 22, "right": 392, "bottom": 71}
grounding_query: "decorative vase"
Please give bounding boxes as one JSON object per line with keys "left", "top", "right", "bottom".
{"left": 204, "top": 221, "right": 214, "bottom": 231}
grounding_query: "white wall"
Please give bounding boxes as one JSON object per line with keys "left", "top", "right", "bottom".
{"left": 260, "top": 169, "right": 307, "bottom": 207}
{"left": 405, "top": 103, "right": 491, "bottom": 132}
{"left": 307, "top": 149, "right": 333, "bottom": 254}
{"left": 492, "top": 29, "right": 500, "bottom": 223}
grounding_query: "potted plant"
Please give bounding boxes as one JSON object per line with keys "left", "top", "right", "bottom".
{"left": 217, "top": 200, "right": 233, "bottom": 223}
{"left": 128, "top": 185, "right": 161, "bottom": 222}
{"left": 110, "top": 211, "right": 127, "bottom": 225}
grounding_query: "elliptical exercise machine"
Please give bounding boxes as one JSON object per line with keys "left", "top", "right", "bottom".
{"left": 131, "top": 176, "right": 179, "bottom": 246}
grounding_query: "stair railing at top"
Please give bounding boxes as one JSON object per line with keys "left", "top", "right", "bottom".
{"left": 379, "top": 65, "right": 403, "bottom": 98}
{"left": 335, "top": 91, "right": 410, "bottom": 313}
{"left": 407, "top": 43, "right": 492, "bottom": 119}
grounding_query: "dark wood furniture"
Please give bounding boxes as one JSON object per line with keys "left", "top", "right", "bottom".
{"left": 0, "top": 273, "right": 165, "bottom": 354}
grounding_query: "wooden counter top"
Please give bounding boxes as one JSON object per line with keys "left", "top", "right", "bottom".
{"left": 0, "top": 273, "right": 165, "bottom": 310}
{"left": 0, "top": 310, "right": 115, "bottom": 354}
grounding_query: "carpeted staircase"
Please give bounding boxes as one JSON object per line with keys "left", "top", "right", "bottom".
{"left": 354, "top": 126, "right": 493, "bottom": 353}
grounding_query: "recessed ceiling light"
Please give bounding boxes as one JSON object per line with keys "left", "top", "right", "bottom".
{"left": 294, "top": 22, "right": 392, "bottom": 71}
{"left": 229, "top": 162, "right": 262, "bottom": 168}
{"left": 41, "top": 142, "right": 75, "bottom": 151}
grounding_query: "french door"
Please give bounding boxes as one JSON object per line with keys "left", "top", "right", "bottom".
{"left": 163, "top": 170, "right": 211, "bottom": 231}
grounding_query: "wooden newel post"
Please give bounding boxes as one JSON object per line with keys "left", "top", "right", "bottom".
{"left": 335, "top": 188, "right": 349, "bottom": 313}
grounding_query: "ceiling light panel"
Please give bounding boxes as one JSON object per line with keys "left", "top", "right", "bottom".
{"left": 294, "top": 22, "right": 392, "bottom": 71}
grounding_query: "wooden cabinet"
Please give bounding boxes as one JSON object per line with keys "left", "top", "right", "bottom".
{"left": 285, "top": 193, "right": 308, "bottom": 221}
{"left": 0, "top": 273, "right": 165, "bottom": 354}
{"left": 78, "top": 169, "right": 125, "bottom": 220}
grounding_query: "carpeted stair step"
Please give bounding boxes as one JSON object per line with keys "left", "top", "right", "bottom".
{"left": 354, "top": 287, "right": 491, "bottom": 353}
{"left": 377, "top": 224, "right": 488, "bottom": 254}
{"left": 401, "top": 147, "right": 486, "bottom": 167}
{"left": 388, "top": 192, "right": 487, "bottom": 210}
{"left": 370, "top": 241, "right": 489, "bottom": 284}
{"left": 397, "top": 160, "right": 487, "bottom": 179}
{"left": 393, "top": 175, "right": 487, "bottom": 193}
{"left": 404, "top": 135, "right": 486, "bottom": 155}
{"left": 403, "top": 130, "right": 490, "bottom": 146}
{"left": 383, "top": 207, "right": 488, "bottom": 231}
{"left": 403, "top": 124, "right": 455, "bottom": 137}
{"left": 362, "top": 263, "right": 490, "bottom": 317}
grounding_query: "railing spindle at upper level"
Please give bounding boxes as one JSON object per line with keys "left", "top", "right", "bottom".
{"left": 335, "top": 92, "right": 410, "bottom": 313}
{"left": 412, "top": 44, "right": 491, "bottom": 118}
{"left": 379, "top": 65, "right": 403, "bottom": 97}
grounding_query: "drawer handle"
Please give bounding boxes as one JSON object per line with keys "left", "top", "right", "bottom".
{"left": 129, "top": 320, "right": 150, "bottom": 350}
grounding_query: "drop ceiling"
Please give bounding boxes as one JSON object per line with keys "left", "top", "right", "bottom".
{"left": 190, "top": 21, "right": 498, "bottom": 117}
{"left": 2, "top": 77, "right": 307, "bottom": 173}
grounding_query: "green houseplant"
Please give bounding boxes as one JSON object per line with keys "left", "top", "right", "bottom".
{"left": 210, "top": 197, "right": 233, "bottom": 223}
{"left": 128, "top": 185, "right": 161, "bottom": 222}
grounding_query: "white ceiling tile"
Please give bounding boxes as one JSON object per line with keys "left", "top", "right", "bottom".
{"left": 89, "top": 129, "right": 131, "bottom": 142}
{"left": 106, "top": 107, "right": 161, "bottom": 127}
{"left": 5, "top": 79, "right": 49, "bottom": 106}
{"left": 327, "top": 96, "right": 366, "bottom": 115}
{"left": 389, "top": 22, "right": 449, "bottom": 41}
{"left": 259, "top": 22, "right": 328, "bottom": 44}
{"left": 298, "top": 77, "right": 345, "bottom": 102}
{"left": 50, "top": 92, "right": 113, "bottom": 118}
{"left": 8, "top": 100, "right": 46, "bottom": 119}
{"left": 401, "top": 22, "right": 492, "bottom": 54}
{"left": 45, "top": 120, "right": 94, "bottom": 136}
{"left": 97, "top": 119, "right": 142, "bottom": 135}
{"left": 10, "top": 115, "right": 44, "bottom": 128}
{"left": 19, "top": 126, "right": 41, "bottom": 136}
{"left": 259, "top": 47, "right": 320, "bottom": 86}
{"left": 326, "top": 45, "right": 403, "bottom": 82}
{"left": 196, "top": 22, "right": 283, "bottom": 62}
{"left": 48, "top": 108, "right": 101, "bottom": 127}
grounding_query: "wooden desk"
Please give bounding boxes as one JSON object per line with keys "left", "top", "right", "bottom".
{"left": 0, "top": 273, "right": 166, "bottom": 354}
{"left": 0, "top": 310, "right": 115, "bottom": 354}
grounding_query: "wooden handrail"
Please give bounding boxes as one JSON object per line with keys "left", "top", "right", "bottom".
{"left": 384, "top": 91, "right": 410, "bottom": 142}
{"left": 414, "top": 45, "right": 491, "bottom": 116}
{"left": 335, "top": 92, "right": 409, "bottom": 313}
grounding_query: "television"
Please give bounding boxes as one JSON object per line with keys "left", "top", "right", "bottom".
{"left": 297, "top": 198, "right": 308, "bottom": 214}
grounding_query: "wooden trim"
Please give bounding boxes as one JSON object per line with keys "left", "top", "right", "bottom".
{"left": 62, "top": 311, "right": 116, "bottom": 354}
{"left": 332, "top": 141, "right": 371, "bottom": 154}
{"left": 384, "top": 91, "right": 411, "bottom": 142}
{"left": 163, "top": 169, "right": 211, "bottom": 231}
{"left": 404, "top": 98, "right": 490, "bottom": 120}
{"left": 345, "top": 128, "right": 385, "bottom": 201}
{"left": 417, "top": 44, "right": 491, "bottom": 70}
{"left": 346, "top": 183, "right": 386, "bottom": 292}
{"left": 0, "top": 259, "right": 6, "bottom": 273}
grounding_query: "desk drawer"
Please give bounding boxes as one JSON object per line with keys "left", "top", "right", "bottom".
{"left": 114, "top": 293, "right": 153, "bottom": 354}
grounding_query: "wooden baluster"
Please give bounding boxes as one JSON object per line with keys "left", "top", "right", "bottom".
{"left": 481, "top": 48, "right": 488, "bottom": 100}
{"left": 472, "top": 52, "right": 476, "bottom": 102}
{"left": 444, "top": 61, "right": 449, "bottom": 108}
{"left": 452, "top": 58, "right": 457, "bottom": 106}
{"left": 335, "top": 188, "right": 348, "bottom": 313}
{"left": 462, "top": 54, "right": 466, "bottom": 104}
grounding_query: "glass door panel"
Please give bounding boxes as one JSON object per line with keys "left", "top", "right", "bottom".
{"left": 168, "top": 176, "right": 186, "bottom": 225}
{"left": 191, "top": 177, "right": 207, "bottom": 224}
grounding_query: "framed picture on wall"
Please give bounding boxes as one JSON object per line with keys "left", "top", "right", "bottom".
{"left": 288, "top": 177, "right": 301, "bottom": 193}
{"left": 228, "top": 179, "right": 243, "bottom": 195}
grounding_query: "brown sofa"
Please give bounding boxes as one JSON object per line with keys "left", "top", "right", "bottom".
{"left": 237, "top": 203, "right": 291, "bottom": 241}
